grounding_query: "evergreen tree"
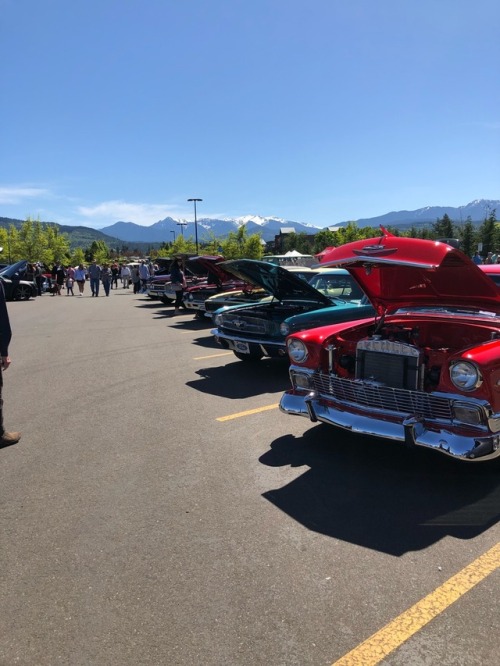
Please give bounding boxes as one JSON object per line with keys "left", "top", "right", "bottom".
{"left": 459, "top": 217, "right": 476, "bottom": 258}
{"left": 242, "top": 234, "right": 264, "bottom": 259}
{"left": 432, "top": 214, "right": 455, "bottom": 239}
{"left": 478, "top": 209, "right": 497, "bottom": 257}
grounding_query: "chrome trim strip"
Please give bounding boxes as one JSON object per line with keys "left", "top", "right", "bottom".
{"left": 279, "top": 392, "right": 500, "bottom": 461}
{"left": 211, "top": 329, "right": 285, "bottom": 349}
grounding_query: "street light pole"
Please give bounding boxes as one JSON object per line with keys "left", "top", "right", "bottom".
{"left": 170, "top": 230, "right": 176, "bottom": 247}
{"left": 187, "top": 198, "right": 202, "bottom": 254}
{"left": 176, "top": 222, "right": 187, "bottom": 237}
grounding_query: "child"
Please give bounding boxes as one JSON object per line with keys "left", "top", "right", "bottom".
{"left": 66, "top": 276, "right": 74, "bottom": 296}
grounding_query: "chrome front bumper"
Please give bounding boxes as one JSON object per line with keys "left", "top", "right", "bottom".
{"left": 211, "top": 328, "right": 287, "bottom": 355}
{"left": 279, "top": 391, "right": 500, "bottom": 462}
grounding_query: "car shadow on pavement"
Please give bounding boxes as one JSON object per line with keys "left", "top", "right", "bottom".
{"left": 191, "top": 334, "right": 221, "bottom": 350}
{"left": 260, "top": 424, "right": 500, "bottom": 555}
{"left": 187, "top": 359, "right": 290, "bottom": 398}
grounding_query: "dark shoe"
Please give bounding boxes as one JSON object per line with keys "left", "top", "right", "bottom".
{"left": 1, "top": 431, "right": 21, "bottom": 444}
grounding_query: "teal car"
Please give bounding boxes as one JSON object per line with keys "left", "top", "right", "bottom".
{"left": 211, "top": 260, "right": 374, "bottom": 362}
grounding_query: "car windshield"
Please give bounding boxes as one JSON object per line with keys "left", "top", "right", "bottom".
{"left": 308, "top": 272, "right": 364, "bottom": 301}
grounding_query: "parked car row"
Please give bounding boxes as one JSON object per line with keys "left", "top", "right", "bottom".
{"left": 211, "top": 260, "right": 373, "bottom": 362}
{"left": 148, "top": 238, "right": 500, "bottom": 464}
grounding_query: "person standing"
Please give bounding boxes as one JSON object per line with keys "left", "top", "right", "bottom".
{"left": 110, "top": 262, "right": 119, "bottom": 289}
{"left": 74, "top": 264, "right": 87, "bottom": 296}
{"left": 51, "top": 263, "right": 66, "bottom": 296}
{"left": 34, "top": 263, "right": 44, "bottom": 296}
{"left": 120, "top": 264, "right": 131, "bottom": 288}
{"left": 139, "top": 260, "right": 150, "bottom": 293}
{"left": 101, "top": 263, "right": 112, "bottom": 297}
{"left": 169, "top": 257, "right": 186, "bottom": 315}
{"left": 65, "top": 265, "right": 75, "bottom": 296}
{"left": 88, "top": 260, "right": 102, "bottom": 297}
{"left": 66, "top": 275, "right": 74, "bottom": 296}
{"left": 131, "top": 266, "right": 141, "bottom": 294}
{"left": 0, "top": 281, "right": 21, "bottom": 445}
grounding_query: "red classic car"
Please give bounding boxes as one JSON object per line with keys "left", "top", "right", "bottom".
{"left": 280, "top": 233, "right": 500, "bottom": 462}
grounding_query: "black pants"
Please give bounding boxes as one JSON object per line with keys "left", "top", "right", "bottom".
{"left": 174, "top": 290, "right": 184, "bottom": 308}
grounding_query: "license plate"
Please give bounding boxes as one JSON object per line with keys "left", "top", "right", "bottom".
{"left": 233, "top": 341, "right": 250, "bottom": 354}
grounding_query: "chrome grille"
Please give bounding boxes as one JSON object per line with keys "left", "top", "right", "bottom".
{"left": 312, "top": 373, "right": 453, "bottom": 420}
{"left": 356, "top": 340, "right": 422, "bottom": 390}
{"left": 219, "top": 314, "right": 279, "bottom": 336}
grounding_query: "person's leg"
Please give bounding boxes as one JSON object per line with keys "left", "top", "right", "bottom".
{"left": 0, "top": 370, "right": 21, "bottom": 443}
{"left": 0, "top": 370, "right": 4, "bottom": 436}
{"left": 174, "top": 290, "right": 183, "bottom": 313}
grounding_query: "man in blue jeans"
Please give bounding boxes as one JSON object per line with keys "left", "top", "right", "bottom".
{"left": 0, "top": 281, "right": 21, "bottom": 445}
{"left": 88, "top": 260, "right": 102, "bottom": 297}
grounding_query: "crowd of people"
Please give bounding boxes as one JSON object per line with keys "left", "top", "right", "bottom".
{"left": 472, "top": 251, "right": 500, "bottom": 265}
{"left": 33, "top": 260, "right": 158, "bottom": 297}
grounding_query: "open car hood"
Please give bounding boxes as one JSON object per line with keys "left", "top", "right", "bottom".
{"left": 185, "top": 256, "right": 239, "bottom": 285}
{"left": 220, "top": 259, "right": 332, "bottom": 306}
{"left": 319, "top": 234, "right": 500, "bottom": 315}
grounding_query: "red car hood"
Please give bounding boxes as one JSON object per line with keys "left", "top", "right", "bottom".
{"left": 319, "top": 234, "right": 500, "bottom": 315}
{"left": 186, "top": 255, "right": 238, "bottom": 284}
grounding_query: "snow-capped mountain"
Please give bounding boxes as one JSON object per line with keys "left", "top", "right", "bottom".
{"left": 353, "top": 199, "right": 499, "bottom": 228}
{"left": 99, "top": 200, "right": 499, "bottom": 244}
{"left": 100, "top": 216, "right": 318, "bottom": 243}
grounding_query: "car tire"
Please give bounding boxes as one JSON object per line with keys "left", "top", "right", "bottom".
{"left": 234, "top": 350, "right": 263, "bottom": 362}
{"left": 14, "top": 285, "right": 33, "bottom": 300}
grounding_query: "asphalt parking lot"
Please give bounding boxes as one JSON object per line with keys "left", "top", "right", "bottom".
{"left": 1, "top": 290, "right": 499, "bottom": 666}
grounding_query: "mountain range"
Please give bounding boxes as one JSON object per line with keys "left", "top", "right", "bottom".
{"left": 1, "top": 200, "right": 498, "bottom": 248}
{"left": 99, "top": 199, "right": 499, "bottom": 243}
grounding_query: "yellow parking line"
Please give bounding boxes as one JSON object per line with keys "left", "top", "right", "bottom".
{"left": 217, "top": 404, "right": 279, "bottom": 421}
{"left": 332, "top": 542, "right": 500, "bottom": 666}
{"left": 193, "top": 351, "right": 233, "bottom": 360}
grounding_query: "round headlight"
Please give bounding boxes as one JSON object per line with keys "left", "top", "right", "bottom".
{"left": 450, "top": 362, "right": 481, "bottom": 391}
{"left": 287, "top": 338, "right": 308, "bottom": 364}
{"left": 214, "top": 313, "right": 223, "bottom": 326}
{"left": 280, "top": 322, "right": 290, "bottom": 336}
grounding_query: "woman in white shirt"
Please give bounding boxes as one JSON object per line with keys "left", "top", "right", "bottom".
{"left": 73, "top": 265, "right": 87, "bottom": 296}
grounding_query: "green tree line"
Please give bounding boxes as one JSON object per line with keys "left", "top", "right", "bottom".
{"left": 0, "top": 218, "right": 266, "bottom": 265}
{"left": 1, "top": 211, "right": 498, "bottom": 266}
{"left": 282, "top": 210, "right": 498, "bottom": 260}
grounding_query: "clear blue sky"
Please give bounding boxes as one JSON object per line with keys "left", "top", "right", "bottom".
{"left": 1, "top": 0, "right": 499, "bottom": 229}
